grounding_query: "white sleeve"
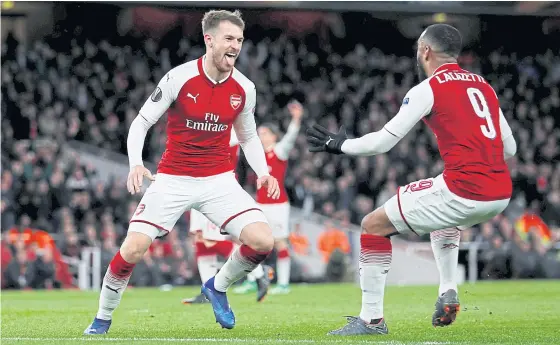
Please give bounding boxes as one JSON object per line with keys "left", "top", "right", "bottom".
{"left": 499, "top": 109, "right": 516, "bottom": 159}
{"left": 233, "top": 85, "right": 269, "bottom": 178}
{"left": 128, "top": 73, "right": 179, "bottom": 168}
{"left": 499, "top": 108, "right": 513, "bottom": 140}
{"left": 138, "top": 72, "right": 178, "bottom": 124}
{"left": 274, "top": 121, "right": 300, "bottom": 161}
{"left": 127, "top": 115, "right": 153, "bottom": 168}
{"left": 503, "top": 135, "right": 517, "bottom": 160}
{"left": 341, "top": 82, "right": 434, "bottom": 156}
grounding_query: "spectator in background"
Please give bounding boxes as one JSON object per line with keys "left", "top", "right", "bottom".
{"left": 27, "top": 247, "right": 56, "bottom": 289}
{"left": 289, "top": 223, "right": 310, "bottom": 256}
{"left": 3, "top": 248, "right": 35, "bottom": 289}
{"left": 172, "top": 245, "right": 194, "bottom": 286}
{"left": 509, "top": 232, "right": 541, "bottom": 279}
{"left": 535, "top": 228, "right": 560, "bottom": 279}
{"left": 318, "top": 221, "right": 351, "bottom": 263}
{"left": 288, "top": 222, "right": 311, "bottom": 282}
{"left": 480, "top": 234, "right": 510, "bottom": 279}
{"left": 1, "top": 170, "right": 17, "bottom": 230}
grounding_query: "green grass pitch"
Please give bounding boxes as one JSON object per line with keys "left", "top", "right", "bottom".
{"left": 2, "top": 280, "right": 559, "bottom": 345}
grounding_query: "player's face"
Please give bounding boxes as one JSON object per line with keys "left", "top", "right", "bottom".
{"left": 416, "top": 40, "right": 429, "bottom": 81}
{"left": 258, "top": 126, "right": 277, "bottom": 147}
{"left": 209, "top": 21, "right": 244, "bottom": 73}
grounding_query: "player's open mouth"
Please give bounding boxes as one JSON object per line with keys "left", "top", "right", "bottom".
{"left": 225, "top": 53, "right": 237, "bottom": 65}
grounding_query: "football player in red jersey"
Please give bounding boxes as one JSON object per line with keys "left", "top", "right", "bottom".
{"left": 307, "top": 24, "right": 516, "bottom": 336}
{"left": 85, "top": 10, "right": 280, "bottom": 334}
{"left": 234, "top": 100, "right": 302, "bottom": 296}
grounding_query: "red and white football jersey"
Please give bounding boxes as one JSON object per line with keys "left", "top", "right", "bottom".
{"left": 139, "top": 57, "right": 256, "bottom": 177}
{"left": 385, "top": 63, "right": 512, "bottom": 201}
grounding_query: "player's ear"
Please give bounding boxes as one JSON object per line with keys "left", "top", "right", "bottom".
{"left": 204, "top": 33, "right": 213, "bottom": 48}
{"left": 423, "top": 44, "right": 431, "bottom": 61}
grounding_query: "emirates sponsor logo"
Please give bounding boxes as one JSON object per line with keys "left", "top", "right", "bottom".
{"left": 186, "top": 113, "right": 229, "bottom": 132}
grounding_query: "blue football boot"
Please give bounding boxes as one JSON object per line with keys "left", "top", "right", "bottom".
{"left": 83, "top": 317, "right": 112, "bottom": 335}
{"left": 201, "top": 277, "right": 235, "bottom": 329}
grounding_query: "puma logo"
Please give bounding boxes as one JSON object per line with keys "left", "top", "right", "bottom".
{"left": 187, "top": 93, "right": 199, "bottom": 103}
{"left": 105, "top": 285, "right": 120, "bottom": 294}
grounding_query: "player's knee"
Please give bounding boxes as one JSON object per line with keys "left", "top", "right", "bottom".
{"left": 361, "top": 208, "right": 394, "bottom": 236}
{"left": 258, "top": 235, "right": 275, "bottom": 253}
{"left": 240, "top": 222, "right": 274, "bottom": 253}
{"left": 120, "top": 227, "right": 154, "bottom": 263}
{"left": 250, "top": 231, "right": 274, "bottom": 253}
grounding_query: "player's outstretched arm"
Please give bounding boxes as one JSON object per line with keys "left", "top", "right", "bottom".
{"left": 233, "top": 86, "right": 280, "bottom": 199}
{"left": 307, "top": 82, "right": 433, "bottom": 156}
{"left": 306, "top": 124, "right": 402, "bottom": 156}
{"left": 274, "top": 100, "right": 303, "bottom": 160}
{"left": 127, "top": 72, "right": 177, "bottom": 194}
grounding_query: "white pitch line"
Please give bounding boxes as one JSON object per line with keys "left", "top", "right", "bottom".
{"left": 0, "top": 338, "right": 451, "bottom": 345}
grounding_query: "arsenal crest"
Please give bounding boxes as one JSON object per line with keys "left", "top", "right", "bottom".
{"left": 230, "top": 94, "right": 242, "bottom": 110}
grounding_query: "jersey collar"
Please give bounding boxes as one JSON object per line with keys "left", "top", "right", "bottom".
{"left": 432, "top": 62, "right": 460, "bottom": 76}
{"left": 198, "top": 56, "right": 233, "bottom": 86}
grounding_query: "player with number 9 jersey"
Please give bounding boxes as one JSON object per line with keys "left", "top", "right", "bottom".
{"left": 311, "top": 24, "right": 518, "bottom": 337}
{"left": 380, "top": 61, "right": 515, "bottom": 235}
{"left": 422, "top": 63, "right": 511, "bottom": 201}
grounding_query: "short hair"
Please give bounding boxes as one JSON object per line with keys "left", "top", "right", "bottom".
{"left": 202, "top": 9, "right": 245, "bottom": 34}
{"left": 422, "top": 24, "right": 463, "bottom": 58}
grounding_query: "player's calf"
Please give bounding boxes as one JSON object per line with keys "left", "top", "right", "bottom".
{"left": 84, "top": 225, "right": 155, "bottom": 335}
{"left": 120, "top": 230, "right": 154, "bottom": 263}
{"left": 329, "top": 208, "right": 396, "bottom": 336}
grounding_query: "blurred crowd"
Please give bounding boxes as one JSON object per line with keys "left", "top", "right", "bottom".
{"left": 2, "top": 14, "right": 560, "bottom": 288}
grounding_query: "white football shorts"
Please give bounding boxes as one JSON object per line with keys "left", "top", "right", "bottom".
{"left": 384, "top": 174, "right": 510, "bottom": 236}
{"left": 129, "top": 172, "right": 267, "bottom": 240}
{"left": 257, "top": 202, "right": 290, "bottom": 239}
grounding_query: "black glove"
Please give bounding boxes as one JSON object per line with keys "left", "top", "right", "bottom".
{"left": 306, "top": 124, "right": 348, "bottom": 154}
